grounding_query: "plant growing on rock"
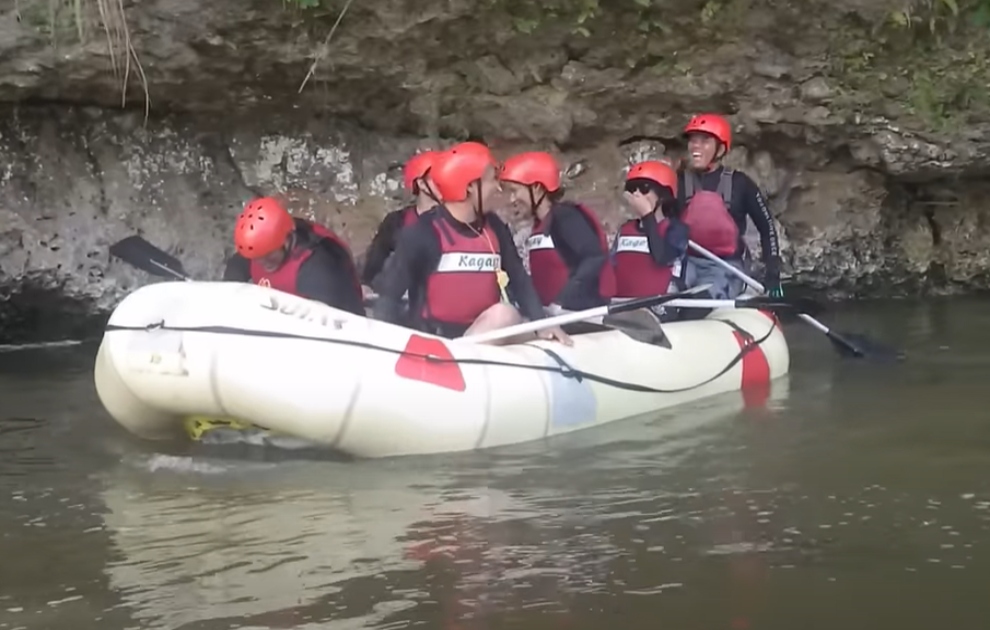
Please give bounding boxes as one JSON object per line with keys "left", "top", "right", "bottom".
{"left": 15, "top": 0, "right": 150, "bottom": 121}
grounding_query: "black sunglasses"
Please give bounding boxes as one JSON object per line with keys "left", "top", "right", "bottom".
{"left": 624, "top": 181, "right": 654, "bottom": 195}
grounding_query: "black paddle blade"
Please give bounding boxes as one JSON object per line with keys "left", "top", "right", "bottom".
{"left": 109, "top": 236, "right": 189, "bottom": 280}
{"left": 827, "top": 329, "right": 904, "bottom": 363}
{"left": 610, "top": 284, "right": 714, "bottom": 315}
{"left": 736, "top": 296, "right": 825, "bottom": 319}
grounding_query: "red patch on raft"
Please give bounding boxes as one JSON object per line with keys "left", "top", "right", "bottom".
{"left": 394, "top": 334, "right": 466, "bottom": 392}
{"left": 732, "top": 330, "right": 771, "bottom": 407}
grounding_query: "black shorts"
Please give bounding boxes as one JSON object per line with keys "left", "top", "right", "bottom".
{"left": 423, "top": 320, "right": 470, "bottom": 339}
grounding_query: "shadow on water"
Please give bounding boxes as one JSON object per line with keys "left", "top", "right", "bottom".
{"left": 2, "top": 298, "right": 990, "bottom": 629}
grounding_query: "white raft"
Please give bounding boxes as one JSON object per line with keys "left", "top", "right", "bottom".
{"left": 94, "top": 281, "right": 790, "bottom": 458}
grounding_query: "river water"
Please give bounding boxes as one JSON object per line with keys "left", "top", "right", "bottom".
{"left": 1, "top": 297, "right": 989, "bottom": 630}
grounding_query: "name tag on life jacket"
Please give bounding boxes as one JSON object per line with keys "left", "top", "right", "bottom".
{"left": 527, "top": 234, "right": 555, "bottom": 250}
{"left": 435, "top": 252, "right": 502, "bottom": 273}
{"left": 614, "top": 236, "right": 649, "bottom": 253}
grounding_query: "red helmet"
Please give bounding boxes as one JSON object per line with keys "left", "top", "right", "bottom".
{"left": 402, "top": 151, "right": 439, "bottom": 191}
{"left": 430, "top": 142, "right": 497, "bottom": 202}
{"left": 499, "top": 151, "right": 561, "bottom": 192}
{"left": 626, "top": 160, "right": 678, "bottom": 195}
{"left": 683, "top": 113, "right": 732, "bottom": 150}
{"left": 234, "top": 197, "right": 295, "bottom": 259}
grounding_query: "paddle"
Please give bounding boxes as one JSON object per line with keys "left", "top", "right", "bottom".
{"left": 661, "top": 296, "right": 822, "bottom": 316}
{"left": 687, "top": 239, "right": 902, "bottom": 361}
{"left": 459, "top": 284, "right": 714, "bottom": 345}
{"left": 109, "top": 235, "right": 191, "bottom": 281}
{"left": 110, "top": 235, "right": 403, "bottom": 311}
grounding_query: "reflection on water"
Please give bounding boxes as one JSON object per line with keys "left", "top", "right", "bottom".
{"left": 1, "top": 298, "right": 990, "bottom": 629}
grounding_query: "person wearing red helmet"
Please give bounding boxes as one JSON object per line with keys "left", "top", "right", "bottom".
{"left": 223, "top": 196, "right": 364, "bottom": 315}
{"left": 612, "top": 160, "right": 689, "bottom": 302}
{"left": 372, "top": 142, "right": 570, "bottom": 345}
{"left": 499, "top": 151, "right": 616, "bottom": 313}
{"left": 679, "top": 113, "right": 783, "bottom": 299}
{"left": 361, "top": 151, "right": 442, "bottom": 295}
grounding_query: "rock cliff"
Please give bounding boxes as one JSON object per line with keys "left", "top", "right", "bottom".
{"left": 1, "top": 0, "right": 989, "bottom": 340}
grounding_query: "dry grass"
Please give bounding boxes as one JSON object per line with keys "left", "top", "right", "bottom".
{"left": 94, "top": 0, "right": 151, "bottom": 123}
{"left": 15, "top": 0, "right": 152, "bottom": 122}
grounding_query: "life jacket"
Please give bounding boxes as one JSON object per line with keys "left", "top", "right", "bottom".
{"left": 249, "top": 220, "right": 361, "bottom": 299}
{"left": 613, "top": 218, "right": 681, "bottom": 298}
{"left": 681, "top": 169, "right": 740, "bottom": 258}
{"left": 422, "top": 215, "right": 503, "bottom": 326}
{"left": 527, "top": 203, "right": 617, "bottom": 306}
{"left": 401, "top": 206, "right": 419, "bottom": 227}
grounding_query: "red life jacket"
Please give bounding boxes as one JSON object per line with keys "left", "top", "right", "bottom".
{"left": 422, "top": 215, "right": 502, "bottom": 326}
{"left": 249, "top": 221, "right": 362, "bottom": 299}
{"left": 527, "top": 203, "right": 617, "bottom": 306}
{"left": 681, "top": 169, "right": 740, "bottom": 258}
{"left": 401, "top": 206, "right": 419, "bottom": 227}
{"left": 613, "top": 217, "right": 680, "bottom": 298}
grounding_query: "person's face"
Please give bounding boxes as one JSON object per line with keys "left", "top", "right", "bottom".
{"left": 473, "top": 165, "right": 500, "bottom": 210}
{"left": 415, "top": 175, "right": 438, "bottom": 202}
{"left": 502, "top": 181, "right": 530, "bottom": 205}
{"left": 258, "top": 243, "right": 288, "bottom": 272}
{"left": 687, "top": 132, "right": 720, "bottom": 170}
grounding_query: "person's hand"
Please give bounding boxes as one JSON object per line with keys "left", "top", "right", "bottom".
{"left": 361, "top": 284, "right": 377, "bottom": 300}
{"left": 623, "top": 190, "right": 655, "bottom": 218}
{"left": 538, "top": 325, "right": 573, "bottom": 346}
{"left": 545, "top": 303, "right": 565, "bottom": 316}
{"left": 763, "top": 257, "right": 783, "bottom": 298}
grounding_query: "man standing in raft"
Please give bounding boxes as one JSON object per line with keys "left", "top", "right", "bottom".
{"left": 498, "top": 151, "right": 616, "bottom": 313}
{"left": 612, "top": 160, "right": 689, "bottom": 299}
{"left": 372, "top": 142, "right": 571, "bottom": 345}
{"left": 678, "top": 113, "right": 783, "bottom": 299}
{"left": 223, "top": 196, "right": 365, "bottom": 315}
{"left": 361, "top": 150, "right": 442, "bottom": 294}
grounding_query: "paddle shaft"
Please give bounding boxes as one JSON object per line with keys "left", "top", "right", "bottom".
{"left": 151, "top": 259, "right": 192, "bottom": 281}
{"left": 460, "top": 285, "right": 712, "bottom": 345}
{"left": 686, "top": 240, "right": 831, "bottom": 335}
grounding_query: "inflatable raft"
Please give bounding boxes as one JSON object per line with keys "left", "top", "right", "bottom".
{"left": 93, "top": 281, "right": 789, "bottom": 458}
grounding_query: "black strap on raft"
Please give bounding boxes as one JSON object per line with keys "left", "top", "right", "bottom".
{"left": 103, "top": 316, "right": 777, "bottom": 395}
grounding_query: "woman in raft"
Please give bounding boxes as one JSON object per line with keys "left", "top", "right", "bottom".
{"left": 497, "top": 151, "right": 616, "bottom": 314}
{"left": 611, "top": 159, "right": 690, "bottom": 319}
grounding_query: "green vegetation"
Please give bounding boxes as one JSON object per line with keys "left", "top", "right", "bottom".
{"left": 886, "top": 0, "right": 990, "bottom": 42}
{"left": 828, "top": 0, "right": 990, "bottom": 132}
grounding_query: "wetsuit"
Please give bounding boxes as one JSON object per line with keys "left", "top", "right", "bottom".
{"left": 676, "top": 166, "right": 781, "bottom": 299}
{"left": 361, "top": 206, "right": 421, "bottom": 289}
{"left": 223, "top": 218, "right": 365, "bottom": 315}
{"left": 373, "top": 207, "right": 545, "bottom": 338}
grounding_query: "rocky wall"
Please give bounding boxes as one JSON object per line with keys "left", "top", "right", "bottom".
{"left": 2, "top": 0, "right": 990, "bottom": 341}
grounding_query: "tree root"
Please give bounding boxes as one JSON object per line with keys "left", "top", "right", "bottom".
{"left": 297, "top": 0, "right": 356, "bottom": 94}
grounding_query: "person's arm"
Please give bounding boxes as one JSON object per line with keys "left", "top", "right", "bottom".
{"left": 641, "top": 214, "right": 667, "bottom": 266}
{"left": 550, "top": 206, "right": 607, "bottom": 307}
{"left": 662, "top": 218, "right": 689, "bottom": 265}
{"left": 488, "top": 216, "right": 544, "bottom": 321}
{"left": 371, "top": 221, "right": 434, "bottom": 324}
{"left": 222, "top": 254, "right": 251, "bottom": 282}
{"left": 296, "top": 246, "right": 365, "bottom": 315}
{"left": 738, "top": 173, "right": 780, "bottom": 265}
{"left": 361, "top": 209, "right": 408, "bottom": 286}
{"left": 642, "top": 214, "right": 688, "bottom": 267}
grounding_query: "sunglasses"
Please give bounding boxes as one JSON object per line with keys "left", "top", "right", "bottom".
{"left": 624, "top": 181, "right": 654, "bottom": 195}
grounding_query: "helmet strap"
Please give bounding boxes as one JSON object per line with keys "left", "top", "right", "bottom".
{"left": 528, "top": 185, "right": 547, "bottom": 218}
{"left": 472, "top": 180, "right": 484, "bottom": 220}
